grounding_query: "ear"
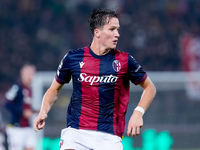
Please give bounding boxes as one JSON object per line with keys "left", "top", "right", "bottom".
{"left": 94, "top": 29, "right": 100, "bottom": 38}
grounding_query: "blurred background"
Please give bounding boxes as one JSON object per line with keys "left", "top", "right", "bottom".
{"left": 0, "top": 0, "right": 200, "bottom": 149}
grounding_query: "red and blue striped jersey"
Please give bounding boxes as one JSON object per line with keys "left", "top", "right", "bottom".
{"left": 55, "top": 45, "right": 147, "bottom": 137}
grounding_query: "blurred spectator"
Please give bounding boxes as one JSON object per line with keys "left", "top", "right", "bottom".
{"left": 4, "top": 64, "right": 37, "bottom": 150}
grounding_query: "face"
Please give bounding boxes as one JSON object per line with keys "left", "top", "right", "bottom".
{"left": 97, "top": 17, "right": 120, "bottom": 50}
{"left": 21, "top": 65, "right": 36, "bottom": 86}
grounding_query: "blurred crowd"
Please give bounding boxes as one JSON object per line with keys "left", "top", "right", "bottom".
{"left": 0, "top": 0, "right": 200, "bottom": 94}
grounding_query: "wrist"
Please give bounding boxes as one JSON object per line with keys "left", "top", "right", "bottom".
{"left": 39, "top": 111, "right": 48, "bottom": 116}
{"left": 134, "top": 106, "right": 145, "bottom": 115}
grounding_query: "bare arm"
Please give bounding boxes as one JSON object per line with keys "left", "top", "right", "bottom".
{"left": 127, "top": 76, "right": 156, "bottom": 137}
{"left": 33, "top": 78, "right": 64, "bottom": 132}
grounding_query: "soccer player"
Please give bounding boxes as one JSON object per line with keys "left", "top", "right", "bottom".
{"left": 34, "top": 8, "right": 156, "bottom": 150}
{"left": 5, "top": 64, "right": 37, "bottom": 150}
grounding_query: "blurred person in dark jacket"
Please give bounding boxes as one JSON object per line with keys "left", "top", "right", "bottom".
{"left": 4, "top": 64, "right": 37, "bottom": 150}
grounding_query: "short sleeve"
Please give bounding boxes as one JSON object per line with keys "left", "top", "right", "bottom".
{"left": 55, "top": 53, "right": 72, "bottom": 84}
{"left": 128, "top": 54, "right": 147, "bottom": 85}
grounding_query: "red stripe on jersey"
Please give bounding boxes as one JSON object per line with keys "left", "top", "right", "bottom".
{"left": 113, "top": 50, "right": 129, "bottom": 137}
{"left": 79, "top": 46, "right": 100, "bottom": 130}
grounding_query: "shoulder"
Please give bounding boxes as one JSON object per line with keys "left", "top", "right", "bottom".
{"left": 9, "top": 83, "right": 21, "bottom": 91}
{"left": 63, "top": 47, "right": 85, "bottom": 60}
{"left": 5, "top": 83, "right": 21, "bottom": 101}
{"left": 112, "top": 49, "right": 129, "bottom": 60}
{"left": 112, "top": 49, "right": 129, "bottom": 56}
{"left": 68, "top": 47, "right": 85, "bottom": 55}
{"left": 59, "top": 47, "right": 85, "bottom": 67}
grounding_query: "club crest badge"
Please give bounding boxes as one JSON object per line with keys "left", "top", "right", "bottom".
{"left": 112, "top": 60, "right": 121, "bottom": 72}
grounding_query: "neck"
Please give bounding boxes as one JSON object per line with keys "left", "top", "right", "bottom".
{"left": 90, "top": 41, "right": 110, "bottom": 56}
{"left": 21, "top": 80, "right": 30, "bottom": 88}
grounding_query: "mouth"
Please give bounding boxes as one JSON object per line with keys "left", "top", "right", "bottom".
{"left": 113, "top": 40, "right": 118, "bottom": 45}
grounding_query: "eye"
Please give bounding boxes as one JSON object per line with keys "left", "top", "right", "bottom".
{"left": 109, "top": 27, "right": 120, "bottom": 32}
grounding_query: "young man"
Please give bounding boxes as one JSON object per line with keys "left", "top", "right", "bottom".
{"left": 34, "top": 8, "right": 156, "bottom": 150}
{"left": 5, "top": 64, "right": 37, "bottom": 150}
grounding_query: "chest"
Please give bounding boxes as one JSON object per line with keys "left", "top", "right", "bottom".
{"left": 70, "top": 54, "right": 128, "bottom": 86}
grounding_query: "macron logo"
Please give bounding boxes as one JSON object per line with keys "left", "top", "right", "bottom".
{"left": 79, "top": 62, "right": 85, "bottom": 68}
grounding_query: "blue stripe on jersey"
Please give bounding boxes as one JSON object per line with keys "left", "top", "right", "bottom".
{"left": 66, "top": 48, "right": 85, "bottom": 129}
{"left": 97, "top": 52, "right": 116, "bottom": 134}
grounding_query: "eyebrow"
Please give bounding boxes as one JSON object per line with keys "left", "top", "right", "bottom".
{"left": 109, "top": 25, "right": 120, "bottom": 29}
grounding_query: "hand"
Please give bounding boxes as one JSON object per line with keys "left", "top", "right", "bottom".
{"left": 33, "top": 113, "right": 48, "bottom": 132}
{"left": 127, "top": 110, "right": 143, "bottom": 137}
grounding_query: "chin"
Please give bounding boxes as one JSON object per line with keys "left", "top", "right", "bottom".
{"left": 110, "top": 45, "right": 117, "bottom": 49}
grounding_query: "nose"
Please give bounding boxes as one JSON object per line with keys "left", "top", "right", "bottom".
{"left": 115, "top": 30, "right": 120, "bottom": 38}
